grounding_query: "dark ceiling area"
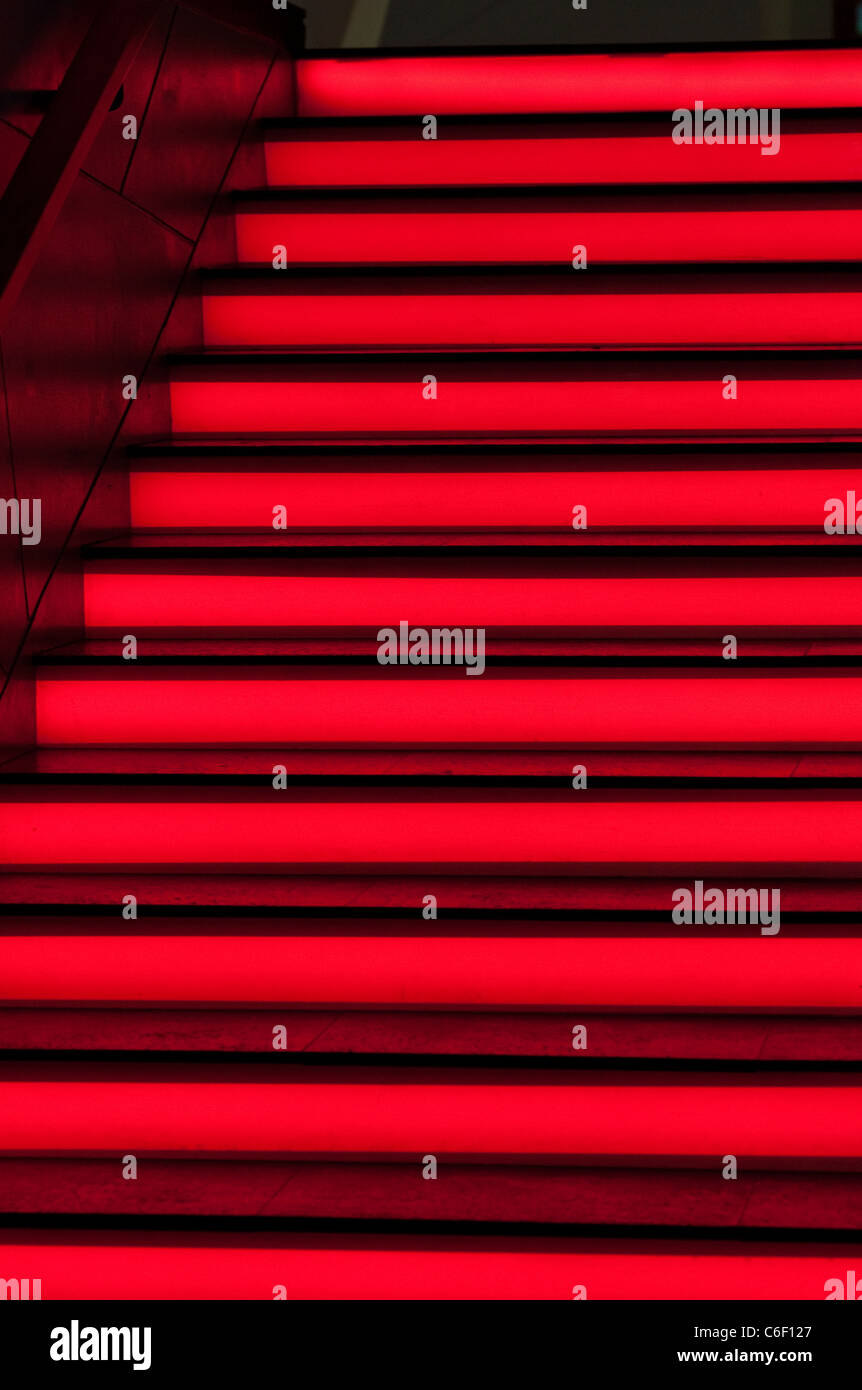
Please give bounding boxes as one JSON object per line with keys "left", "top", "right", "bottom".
{"left": 303, "top": 0, "right": 841, "bottom": 50}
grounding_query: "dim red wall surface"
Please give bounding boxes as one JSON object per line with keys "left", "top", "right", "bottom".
{"left": 0, "top": 2, "right": 297, "bottom": 757}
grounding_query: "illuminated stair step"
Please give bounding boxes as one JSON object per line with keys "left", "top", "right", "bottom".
{"left": 34, "top": 672, "right": 862, "bottom": 747}
{"left": 263, "top": 117, "right": 862, "bottom": 188}
{"left": 233, "top": 189, "right": 862, "bottom": 265}
{"left": 200, "top": 271, "right": 862, "bottom": 350}
{"left": 1, "top": 1066, "right": 859, "bottom": 1159}
{"left": 2, "top": 1231, "right": 857, "bottom": 1299}
{"left": 127, "top": 465, "right": 862, "bottom": 532}
{"left": 1, "top": 794, "right": 861, "bottom": 870}
{"left": 295, "top": 50, "right": 862, "bottom": 116}
{"left": 166, "top": 355, "right": 862, "bottom": 438}
{"left": 2, "top": 932, "right": 859, "bottom": 1009}
{"left": 81, "top": 564, "right": 862, "bottom": 634}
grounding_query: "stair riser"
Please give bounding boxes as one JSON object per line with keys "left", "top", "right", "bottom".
{"left": 201, "top": 289, "right": 862, "bottom": 350}
{"left": 0, "top": 1236, "right": 853, "bottom": 1299}
{"left": 33, "top": 675, "right": 862, "bottom": 747}
{"left": 167, "top": 376, "right": 862, "bottom": 438}
{"left": 2, "top": 1075, "right": 859, "bottom": 1160}
{"left": 0, "top": 799, "right": 860, "bottom": 870}
{"left": 81, "top": 572, "right": 862, "bottom": 634}
{"left": 234, "top": 205, "right": 862, "bottom": 265}
{"left": 127, "top": 468, "right": 862, "bottom": 532}
{"left": 2, "top": 935, "right": 858, "bottom": 1008}
{"left": 264, "top": 132, "right": 862, "bottom": 189}
{"left": 295, "top": 51, "right": 862, "bottom": 116}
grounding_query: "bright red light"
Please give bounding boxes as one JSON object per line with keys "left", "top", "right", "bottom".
{"left": 83, "top": 571, "right": 862, "bottom": 632}
{"left": 264, "top": 130, "right": 862, "bottom": 189}
{"left": 201, "top": 289, "right": 862, "bottom": 350}
{"left": 296, "top": 51, "right": 862, "bottom": 116}
{"left": 34, "top": 675, "right": 862, "bottom": 747}
{"left": 168, "top": 374, "right": 862, "bottom": 437}
{"left": 127, "top": 466, "right": 862, "bottom": 531}
{"left": 234, "top": 205, "right": 862, "bottom": 265}
{"left": 1, "top": 798, "right": 861, "bottom": 868}
{"left": 1, "top": 934, "right": 857, "bottom": 1008}
{"left": 0, "top": 1234, "right": 853, "bottom": 1299}
{"left": 1, "top": 1072, "right": 859, "bottom": 1157}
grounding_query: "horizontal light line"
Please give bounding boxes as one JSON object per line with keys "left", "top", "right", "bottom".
{"left": 0, "top": 1235, "right": 855, "bottom": 1298}
{"left": 1, "top": 1075, "right": 859, "bottom": 1157}
{"left": 296, "top": 51, "right": 862, "bottom": 116}
{"left": 234, "top": 206, "right": 862, "bottom": 265}
{"left": 201, "top": 290, "right": 862, "bottom": 349}
{"left": 128, "top": 468, "right": 862, "bottom": 530}
{"left": 168, "top": 377, "right": 862, "bottom": 435}
{"left": 0, "top": 799, "right": 860, "bottom": 867}
{"left": 264, "top": 131, "right": 862, "bottom": 188}
{"left": 34, "top": 676, "right": 862, "bottom": 746}
{"left": 2, "top": 935, "right": 858, "bottom": 1007}
{"left": 83, "top": 572, "right": 862, "bottom": 631}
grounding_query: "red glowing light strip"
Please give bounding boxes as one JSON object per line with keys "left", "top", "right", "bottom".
{"left": 0, "top": 1235, "right": 851, "bottom": 1299}
{"left": 83, "top": 571, "right": 862, "bottom": 631}
{"left": 264, "top": 131, "right": 862, "bottom": 188}
{"left": 296, "top": 51, "right": 862, "bottom": 116}
{"left": 201, "top": 290, "right": 862, "bottom": 349}
{"left": 0, "top": 799, "right": 860, "bottom": 868}
{"left": 2, "top": 935, "right": 858, "bottom": 1008}
{"left": 1, "top": 1074, "right": 859, "bottom": 1157}
{"left": 128, "top": 468, "right": 862, "bottom": 531}
{"left": 233, "top": 206, "right": 862, "bottom": 265}
{"left": 168, "top": 377, "right": 862, "bottom": 436}
{"left": 34, "top": 676, "right": 862, "bottom": 747}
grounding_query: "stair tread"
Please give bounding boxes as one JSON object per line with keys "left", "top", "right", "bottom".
{"left": 1, "top": 1013, "right": 859, "bottom": 1063}
{"left": 8, "top": 747, "right": 862, "bottom": 783}
{"left": 199, "top": 265, "right": 862, "bottom": 287}
{"left": 3, "top": 1159, "right": 860, "bottom": 1222}
{"left": 260, "top": 112, "right": 862, "bottom": 134}
{"left": 42, "top": 638, "right": 848, "bottom": 658}
{"left": 127, "top": 439, "right": 862, "bottom": 459}
{"left": 258, "top": 112, "right": 862, "bottom": 197}
{"left": 196, "top": 267, "right": 862, "bottom": 352}
{"left": 82, "top": 533, "right": 862, "bottom": 556}
{"left": 229, "top": 184, "right": 862, "bottom": 205}
{"left": 8, "top": 761, "right": 862, "bottom": 785}
{"left": 2, "top": 873, "right": 860, "bottom": 912}
{"left": 167, "top": 347, "right": 862, "bottom": 362}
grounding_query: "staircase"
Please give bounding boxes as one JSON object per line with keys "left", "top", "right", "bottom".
{"left": 1, "top": 46, "right": 862, "bottom": 1301}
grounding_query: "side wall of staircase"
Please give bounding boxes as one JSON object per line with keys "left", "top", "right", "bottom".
{"left": 0, "top": 0, "right": 300, "bottom": 758}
